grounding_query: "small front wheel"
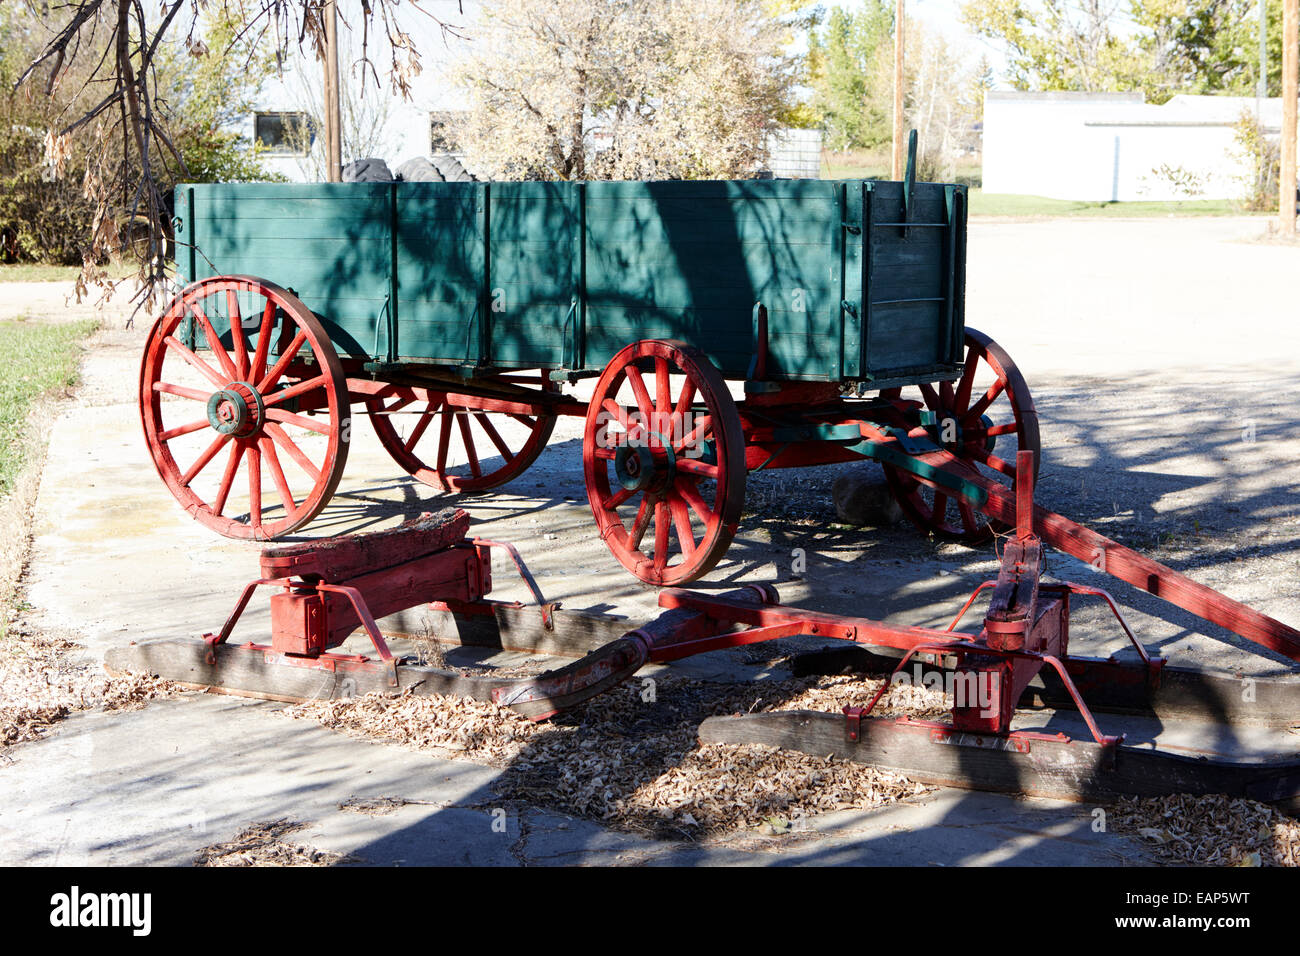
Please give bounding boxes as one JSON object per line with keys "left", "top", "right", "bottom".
{"left": 583, "top": 340, "right": 745, "bottom": 585}
{"left": 879, "top": 327, "right": 1039, "bottom": 542}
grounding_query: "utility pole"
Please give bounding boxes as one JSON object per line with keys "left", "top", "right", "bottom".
{"left": 324, "top": 0, "right": 343, "bottom": 183}
{"left": 892, "top": 0, "right": 905, "bottom": 179}
{"left": 1282, "top": 0, "right": 1297, "bottom": 234}
{"left": 1258, "top": 0, "right": 1268, "bottom": 125}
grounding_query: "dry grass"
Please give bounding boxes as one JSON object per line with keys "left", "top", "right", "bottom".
{"left": 1113, "top": 793, "right": 1300, "bottom": 867}
{"left": 194, "top": 819, "right": 356, "bottom": 867}
{"left": 284, "top": 672, "right": 940, "bottom": 838}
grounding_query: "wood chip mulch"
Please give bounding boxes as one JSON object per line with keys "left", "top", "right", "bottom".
{"left": 1113, "top": 793, "right": 1300, "bottom": 867}
{"left": 283, "top": 672, "right": 940, "bottom": 838}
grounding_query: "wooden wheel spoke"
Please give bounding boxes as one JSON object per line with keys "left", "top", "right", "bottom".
{"left": 262, "top": 374, "right": 330, "bottom": 407}
{"left": 247, "top": 446, "right": 263, "bottom": 531}
{"left": 192, "top": 304, "right": 239, "bottom": 381}
{"left": 180, "top": 433, "right": 231, "bottom": 487}
{"left": 436, "top": 405, "right": 454, "bottom": 474}
{"left": 967, "top": 378, "right": 1007, "bottom": 421}
{"left": 953, "top": 352, "right": 979, "bottom": 411}
{"left": 940, "top": 380, "right": 956, "bottom": 409}
{"left": 264, "top": 407, "right": 333, "bottom": 435}
{"left": 673, "top": 414, "right": 712, "bottom": 453}
{"left": 654, "top": 357, "right": 671, "bottom": 416}
{"left": 676, "top": 479, "right": 714, "bottom": 525}
{"left": 507, "top": 412, "right": 539, "bottom": 429}
{"left": 970, "top": 446, "right": 1016, "bottom": 477}
{"left": 604, "top": 486, "right": 636, "bottom": 510}
{"left": 982, "top": 422, "right": 1020, "bottom": 437}
{"left": 673, "top": 378, "right": 696, "bottom": 422}
{"left": 227, "top": 289, "right": 250, "bottom": 379}
{"left": 257, "top": 330, "right": 308, "bottom": 392}
{"left": 653, "top": 499, "right": 670, "bottom": 571}
{"left": 212, "top": 441, "right": 246, "bottom": 516}
{"left": 264, "top": 422, "right": 321, "bottom": 483}
{"left": 158, "top": 419, "right": 210, "bottom": 442}
{"left": 919, "top": 382, "right": 942, "bottom": 409}
{"left": 624, "top": 364, "right": 654, "bottom": 422}
{"left": 457, "top": 412, "right": 481, "bottom": 478}
{"left": 249, "top": 300, "right": 275, "bottom": 384}
{"left": 675, "top": 457, "right": 718, "bottom": 479}
{"left": 475, "top": 412, "right": 514, "bottom": 462}
{"left": 669, "top": 495, "right": 696, "bottom": 558}
{"left": 958, "top": 500, "right": 979, "bottom": 535}
{"left": 931, "top": 491, "right": 950, "bottom": 527}
{"left": 259, "top": 437, "right": 297, "bottom": 516}
{"left": 163, "top": 336, "right": 226, "bottom": 389}
{"left": 628, "top": 496, "right": 653, "bottom": 551}
{"left": 405, "top": 407, "right": 437, "bottom": 452}
{"left": 154, "top": 381, "right": 211, "bottom": 403}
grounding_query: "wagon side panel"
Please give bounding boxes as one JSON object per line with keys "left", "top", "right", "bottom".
{"left": 393, "top": 182, "right": 485, "bottom": 366}
{"left": 583, "top": 180, "right": 845, "bottom": 381}
{"left": 182, "top": 183, "right": 393, "bottom": 359}
{"left": 860, "top": 180, "right": 966, "bottom": 386}
{"left": 487, "top": 182, "right": 581, "bottom": 369}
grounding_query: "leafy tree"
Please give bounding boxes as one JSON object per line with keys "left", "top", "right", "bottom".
{"left": 155, "top": 9, "right": 285, "bottom": 184}
{"left": 806, "top": 3, "right": 895, "bottom": 150}
{"left": 448, "top": 0, "right": 801, "bottom": 181}
{"left": 963, "top": 0, "right": 1285, "bottom": 103}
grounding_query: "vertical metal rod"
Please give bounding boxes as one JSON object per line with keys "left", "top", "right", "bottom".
{"left": 324, "top": 0, "right": 343, "bottom": 183}
{"left": 1280, "top": 0, "right": 1298, "bottom": 233}
{"left": 891, "top": 0, "right": 906, "bottom": 180}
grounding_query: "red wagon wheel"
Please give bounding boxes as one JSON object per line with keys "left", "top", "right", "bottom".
{"left": 879, "top": 328, "right": 1040, "bottom": 543}
{"left": 140, "top": 275, "right": 350, "bottom": 540}
{"left": 365, "top": 374, "right": 557, "bottom": 493}
{"left": 583, "top": 340, "right": 746, "bottom": 586}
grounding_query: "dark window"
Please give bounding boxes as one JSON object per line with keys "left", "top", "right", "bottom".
{"left": 254, "top": 112, "right": 313, "bottom": 154}
{"left": 430, "top": 111, "right": 460, "bottom": 153}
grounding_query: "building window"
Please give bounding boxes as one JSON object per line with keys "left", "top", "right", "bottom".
{"left": 430, "top": 111, "right": 461, "bottom": 153}
{"left": 255, "top": 112, "right": 313, "bottom": 155}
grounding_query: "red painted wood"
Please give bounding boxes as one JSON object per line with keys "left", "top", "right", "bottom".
{"left": 140, "top": 275, "right": 349, "bottom": 540}
{"left": 880, "top": 328, "right": 1040, "bottom": 543}
{"left": 260, "top": 508, "right": 471, "bottom": 581}
{"left": 582, "top": 339, "right": 746, "bottom": 586}
{"left": 364, "top": 375, "right": 557, "bottom": 492}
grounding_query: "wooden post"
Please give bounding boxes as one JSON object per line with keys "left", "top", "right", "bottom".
{"left": 1281, "top": 0, "right": 1298, "bottom": 233}
{"left": 891, "top": 0, "right": 905, "bottom": 180}
{"left": 324, "top": 0, "right": 343, "bottom": 183}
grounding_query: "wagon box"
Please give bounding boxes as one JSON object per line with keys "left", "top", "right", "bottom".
{"left": 148, "top": 173, "right": 1022, "bottom": 586}
{"left": 174, "top": 178, "right": 969, "bottom": 386}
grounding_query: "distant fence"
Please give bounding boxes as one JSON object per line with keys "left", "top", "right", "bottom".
{"left": 767, "top": 128, "right": 823, "bottom": 179}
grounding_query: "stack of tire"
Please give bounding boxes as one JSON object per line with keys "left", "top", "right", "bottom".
{"left": 341, "top": 155, "right": 476, "bottom": 183}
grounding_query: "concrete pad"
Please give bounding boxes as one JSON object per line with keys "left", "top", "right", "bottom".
{"left": 7, "top": 217, "right": 1300, "bottom": 866}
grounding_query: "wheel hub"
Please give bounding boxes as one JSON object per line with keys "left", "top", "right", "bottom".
{"left": 207, "top": 382, "right": 265, "bottom": 437}
{"left": 614, "top": 434, "right": 676, "bottom": 492}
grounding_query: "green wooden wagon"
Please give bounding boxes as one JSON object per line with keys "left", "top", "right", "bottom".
{"left": 141, "top": 173, "right": 1038, "bottom": 584}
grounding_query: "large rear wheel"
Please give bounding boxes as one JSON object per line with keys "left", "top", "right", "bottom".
{"left": 140, "top": 275, "right": 350, "bottom": 540}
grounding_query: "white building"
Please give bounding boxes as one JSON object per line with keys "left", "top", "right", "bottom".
{"left": 982, "top": 91, "right": 1288, "bottom": 202}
